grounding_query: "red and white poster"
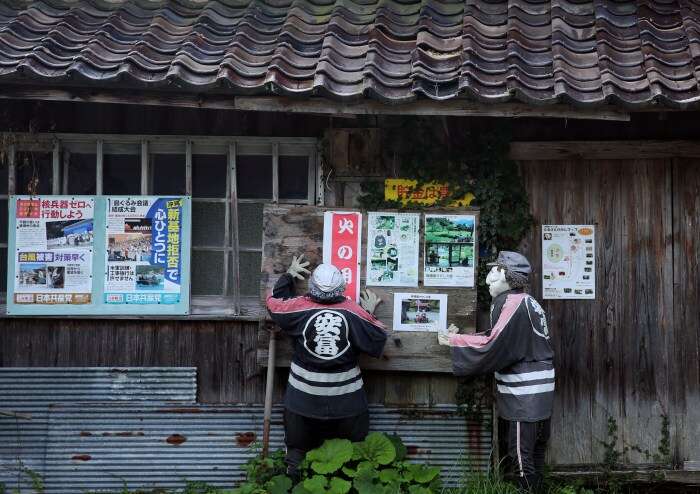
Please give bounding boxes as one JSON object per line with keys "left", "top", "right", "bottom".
{"left": 323, "top": 211, "right": 363, "bottom": 302}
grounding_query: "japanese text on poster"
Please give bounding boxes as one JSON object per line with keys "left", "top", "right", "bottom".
{"left": 323, "top": 211, "right": 363, "bottom": 302}
{"left": 384, "top": 179, "right": 474, "bottom": 207}
{"left": 392, "top": 292, "right": 448, "bottom": 332}
{"left": 542, "top": 225, "right": 595, "bottom": 299}
{"left": 105, "top": 197, "right": 184, "bottom": 305}
{"left": 366, "top": 212, "right": 419, "bottom": 287}
{"left": 13, "top": 197, "right": 94, "bottom": 305}
{"left": 424, "top": 214, "right": 476, "bottom": 287}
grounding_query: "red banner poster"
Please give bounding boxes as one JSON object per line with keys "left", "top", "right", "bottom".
{"left": 323, "top": 211, "right": 363, "bottom": 302}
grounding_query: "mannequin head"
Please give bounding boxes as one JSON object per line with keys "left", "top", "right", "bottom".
{"left": 485, "top": 251, "right": 531, "bottom": 299}
{"left": 308, "top": 263, "right": 346, "bottom": 301}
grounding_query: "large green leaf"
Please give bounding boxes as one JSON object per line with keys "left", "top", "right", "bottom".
{"left": 407, "top": 486, "right": 432, "bottom": 494}
{"left": 377, "top": 469, "right": 399, "bottom": 484}
{"left": 407, "top": 464, "right": 440, "bottom": 484}
{"left": 306, "top": 439, "right": 353, "bottom": 474}
{"left": 385, "top": 435, "right": 407, "bottom": 462}
{"left": 353, "top": 477, "right": 384, "bottom": 494}
{"left": 353, "top": 433, "right": 396, "bottom": 466}
{"left": 302, "top": 475, "right": 328, "bottom": 494}
{"left": 328, "top": 477, "right": 351, "bottom": 494}
{"left": 266, "top": 475, "right": 292, "bottom": 494}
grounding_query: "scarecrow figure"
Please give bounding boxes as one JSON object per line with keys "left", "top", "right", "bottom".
{"left": 439, "top": 251, "right": 554, "bottom": 492}
{"left": 267, "top": 255, "right": 387, "bottom": 479}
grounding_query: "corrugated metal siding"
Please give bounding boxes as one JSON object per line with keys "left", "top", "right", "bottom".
{"left": 0, "top": 367, "right": 197, "bottom": 492}
{"left": 1, "top": 369, "right": 491, "bottom": 492}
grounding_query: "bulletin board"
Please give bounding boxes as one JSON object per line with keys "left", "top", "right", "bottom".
{"left": 6, "top": 195, "right": 191, "bottom": 316}
{"left": 257, "top": 204, "right": 479, "bottom": 373}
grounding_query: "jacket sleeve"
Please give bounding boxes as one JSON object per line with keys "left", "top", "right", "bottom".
{"left": 448, "top": 295, "right": 529, "bottom": 376}
{"left": 266, "top": 274, "right": 306, "bottom": 334}
{"left": 348, "top": 304, "right": 388, "bottom": 358}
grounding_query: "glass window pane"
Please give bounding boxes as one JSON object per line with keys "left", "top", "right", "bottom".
{"left": 103, "top": 154, "right": 141, "bottom": 195}
{"left": 67, "top": 153, "right": 96, "bottom": 195}
{"left": 279, "top": 155, "right": 309, "bottom": 200}
{"left": 16, "top": 152, "right": 52, "bottom": 195}
{"left": 191, "top": 250, "right": 224, "bottom": 296}
{"left": 152, "top": 154, "right": 186, "bottom": 195}
{"left": 238, "top": 203, "right": 263, "bottom": 249}
{"left": 0, "top": 158, "right": 7, "bottom": 194}
{"left": 238, "top": 251, "right": 262, "bottom": 296}
{"left": 0, "top": 247, "right": 6, "bottom": 293}
{"left": 192, "top": 202, "right": 226, "bottom": 247}
{"left": 237, "top": 155, "right": 271, "bottom": 199}
{"left": 193, "top": 154, "right": 227, "bottom": 198}
{"left": 0, "top": 199, "right": 6, "bottom": 244}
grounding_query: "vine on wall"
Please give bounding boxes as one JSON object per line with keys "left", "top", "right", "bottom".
{"left": 354, "top": 117, "right": 534, "bottom": 421}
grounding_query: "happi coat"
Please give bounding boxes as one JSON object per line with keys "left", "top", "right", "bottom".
{"left": 449, "top": 288, "right": 555, "bottom": 422}
{"left": 266, "top": 273, "right": 388, "bottom": 419}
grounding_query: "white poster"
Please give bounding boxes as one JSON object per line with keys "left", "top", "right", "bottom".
{"left": 366, "top": 212, "right": 419, "bottom": 287}
{"left": 424, "top": 214, "right": 476, "bottom": 287}
{"left": 13, "top": 197, "right": 94, "bottom": 305}
{"left": 392, "top": 292, "right": 448, "bottom": 332}
{"left": 542, "top": 225, "right": 595, "bottom": 299}
{"left": 105, "top": 197, "right": 184, "bottom": 305}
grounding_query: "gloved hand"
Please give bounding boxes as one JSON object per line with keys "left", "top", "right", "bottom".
{"left": 437, "top": 324, "right": 459, "bottom": 346}
{"left": 359, "top": 289, "right": 382, "bottom": 315}
{"left": 287, "top": 254, "right": 311, "bottom": 281}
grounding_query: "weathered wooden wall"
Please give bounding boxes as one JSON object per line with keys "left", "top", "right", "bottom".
{"left": 518, "top": 158, "right": 700, "bottom": 467}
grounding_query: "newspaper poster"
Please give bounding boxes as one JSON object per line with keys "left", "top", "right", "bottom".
{"left": 366, "top": 212, "right": 419, "bottom": 287}
{"left": 105, "top": 197, "right": 184, "bottom": 305}
{"left": 424, "top": 214, "right": 476, "bottom": 287}
{"left": 542, "top": 225, "right": 595, "bottom": 299}
{"left": 13, "top": 197, "right": 94, "bottom": 305}
{"left": 393, "top": 292, "right": 448, "bottom": 332}
{"left": 323, "top": 211, "right": 362, "bottom": 302}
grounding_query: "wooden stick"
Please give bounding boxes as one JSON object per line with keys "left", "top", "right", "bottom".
{"left": 262, "top": 325, "right": 277, "bottom": 458}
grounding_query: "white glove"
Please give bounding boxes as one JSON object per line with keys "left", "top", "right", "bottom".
{"left": 359, "top": 289, "right": 382, "bottom": 315}
{"left": 286, "top": 254, "right": 311, "bottom": 281}
{"left": 437, "top": 324, "right": 459, "bottom": 346}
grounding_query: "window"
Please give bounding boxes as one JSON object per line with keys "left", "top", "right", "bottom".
{"left": 0, "top": 135, "right": 319, "bottom": 316}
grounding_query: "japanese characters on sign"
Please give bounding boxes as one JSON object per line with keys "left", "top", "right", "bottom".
{"left": 366, "top": 212, "right": 420, "bottom": 287}
{"left": 13, "top": 197, "right": 94, "bottom": 305}
{"left": 105, "top": 197, "right": 184, "bottom": 305}
{"left": 323, "top": 211, "right": 363, "bottom": 302}
{"left": 542, "top": 225, "right": 596, "bottom": 300}
{"left": 423, "top": 214, "right": 476, "bottom": 287}
{"left": 384, "top": 179, "right": 475, "bottom": 207}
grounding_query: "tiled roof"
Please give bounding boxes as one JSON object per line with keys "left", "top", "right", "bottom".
{"left": 1, "top": 0, "right": 699, "bottom": 108}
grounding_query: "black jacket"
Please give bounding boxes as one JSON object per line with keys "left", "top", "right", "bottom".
{"left": 449, "top": 289, "right": 555, "bottom": 422}
{"left": 266, "top": 274, "right": 388, "bottom": 419}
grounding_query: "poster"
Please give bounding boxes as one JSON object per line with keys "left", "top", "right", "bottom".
{"left": 366, "top": 212, "right": 419, "bottom": 287}
{"left": 323, "top": 211, "right": 362, "bottom": 302}
{"left": 13, "top": 196, "right": 94, "bottom": 305}
{"left": 392, "top": 292, "right": 448, "bottom": 332}
{"left": 424, "top": 214, "right": 476, "bottom": 287}
{"left": 542, "top": 225, "right": 595, "bottom": 299}
{"left": 105, "top": 197, "right": 184, "bottom": 305}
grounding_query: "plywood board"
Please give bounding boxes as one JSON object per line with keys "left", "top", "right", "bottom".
{"left": 258, "top": 205, "right": 479, "bottom": 373}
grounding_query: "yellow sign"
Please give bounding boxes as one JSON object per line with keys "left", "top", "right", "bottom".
{"left": 384, "top": 179, "right": 474, "bottom": 207}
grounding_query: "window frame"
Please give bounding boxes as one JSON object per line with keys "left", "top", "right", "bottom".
{"left": 1, "top": 133, "right": 320, "bottom": 319}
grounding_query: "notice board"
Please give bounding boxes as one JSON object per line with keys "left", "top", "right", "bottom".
{"left": 257, "top": 205, "right": 479, "bottom": 373}
{"left": 6, "top": 195, "right": 191, "bottom": 316}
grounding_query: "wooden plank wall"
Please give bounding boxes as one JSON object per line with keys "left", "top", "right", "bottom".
{"left": 518, "top": 158, "right": 699, "bottom": 466}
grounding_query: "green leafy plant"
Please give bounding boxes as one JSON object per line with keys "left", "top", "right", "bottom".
{"left": 231, "top": 448, "right": 290, "bottom": 494}
{"left": 294, "top": 433, "right": 441, "bottom": 494}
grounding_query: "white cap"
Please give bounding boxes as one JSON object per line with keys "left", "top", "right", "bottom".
{"left": 309, "top": 263, "right": 345, "bottom": 292}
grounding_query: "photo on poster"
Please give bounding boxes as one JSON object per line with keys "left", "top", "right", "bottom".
{"left": 18, "top": 263, "right": 47, "bottom": 286}
{"left": 366, "top": 212, "right": 419, "bottom": 287}
{"left": 423, "top": 214, "right": 476, "bottom": 287}
{"left": 135, "top": 265, "right": 165, "bottom": 290}
{"left": 392, "top": 292, "right": 448, "bottom": 332}
{"left": 46, "top": 219, "right": 94, "bottom": 249}
{"left": 108, "top": 233, "right": 152, "bottom": 262}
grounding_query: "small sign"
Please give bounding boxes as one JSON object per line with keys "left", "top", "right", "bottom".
{"left": 384, "top": 179, "right": 474, "bottom": 207}
{"left": 392, "top": 292, "right": 448, "bottom": 332}
{"left": 542, "top": 225, "right": 595, "bottom": 299}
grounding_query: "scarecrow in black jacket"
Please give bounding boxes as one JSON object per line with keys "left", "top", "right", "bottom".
{"left": 439, "top": 251, "right": 555, "bottom": 492}
{"left": 266, "top": 255, "right": 387, "bottom": 478}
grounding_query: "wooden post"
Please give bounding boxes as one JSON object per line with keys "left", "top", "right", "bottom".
{"left": 262, "top": 322, "right": 277, "bottom": 458}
